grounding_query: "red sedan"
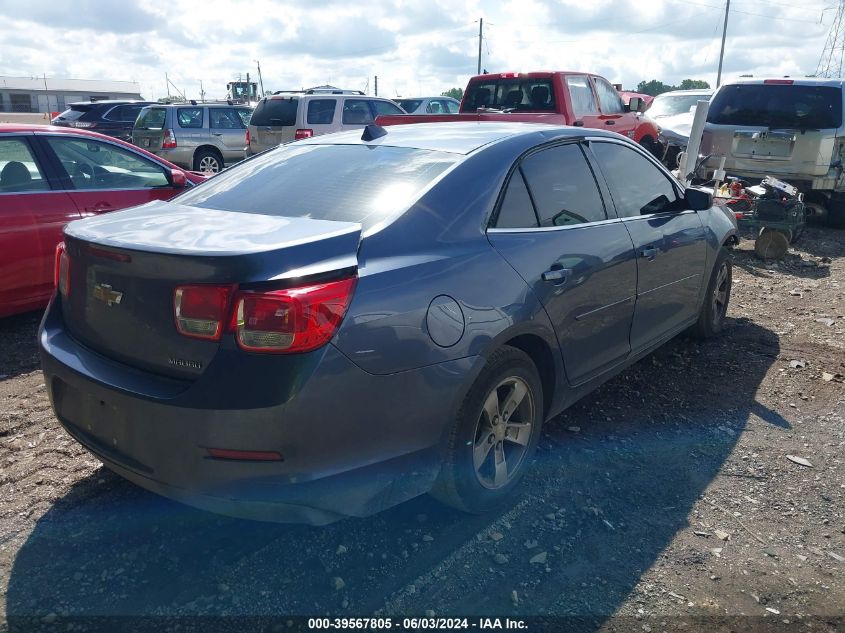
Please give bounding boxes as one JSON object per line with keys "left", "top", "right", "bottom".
{"left": 0, "top": 124, "right": 206, "bottom": 318}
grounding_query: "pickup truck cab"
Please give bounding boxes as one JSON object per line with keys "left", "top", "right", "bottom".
{"left": 376, "top": 71, "right": 661, "bottom": 156}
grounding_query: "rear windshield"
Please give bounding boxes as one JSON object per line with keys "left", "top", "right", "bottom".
{"left": 397, "top": 99, "right": 422, "bottom": 113}
{"left": 708, "top": 84, "right": 842, "bottom": 129}
{"left": 174, "top": 144, "right": 460, "bottom": 231}
{"left": 135, "top": 107, "right": 166, "bottom": 130}
{"left": 250, "top": 97, "right": 298, "bottom": 127}
{"left": 461, "top": 78, "right": 555, "bottom": 112}
{"left": 54, "top": 105, "right": 93, "bottom": 122}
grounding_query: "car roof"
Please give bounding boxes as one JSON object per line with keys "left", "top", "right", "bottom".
{"left": 722, "top": 78, "right": 844, "bottom": 87}
{"left": 656, "top": 90, "right": 713, "bottom": 97}
{"left": 297, "top": 121, "right": 614, "bottom": 155}
{"left": 67, "top": 100, "right": 153, "bottom": 107}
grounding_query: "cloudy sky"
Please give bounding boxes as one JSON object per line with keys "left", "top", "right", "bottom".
{"left": 0, "top": 0, "right": 836, "bottom": 100}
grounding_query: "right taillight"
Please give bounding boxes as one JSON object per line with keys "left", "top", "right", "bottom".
{"left": 245, "top": 128, "right": 251, "bottom": 146}
{"left": 162, "top": 128, "right": 177, "bottom": 149}
{"left": 231, "top": 277, "right": 356, "bottom": 353}
{"left": 54, "top": 242, "right": 70, "bottom": 297}
{"left": 294, "top": 128, "right": 314, "bottom": 140}
{"left": 174, "top": 285, "right": 233, "bottom": 340}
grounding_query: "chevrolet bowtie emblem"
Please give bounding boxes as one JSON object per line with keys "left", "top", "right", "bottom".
{"left": 92, "top": 283, "right": 123, "bottom": 307}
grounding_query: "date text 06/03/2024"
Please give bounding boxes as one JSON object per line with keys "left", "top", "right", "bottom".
{"left": 307, "top": 617, "right": 529, "bottom": 630}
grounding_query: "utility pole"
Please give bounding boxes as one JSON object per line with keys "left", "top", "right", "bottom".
{"left": 199, "top": 80, "right": 205, "bottom": 102}
{"left": 255, "top": 60, "right": 265, "bottom": 97}
{"left": 374, "top": 75, "right": 378, "bottom": 96}
{"left": 166, "top": 73, "right": 171, "bottom": 99}
{"left": 477, "top": 18, "right": 483, "bottom": 75}
{"left": 716, "top": 0, "right": 730, "bottom": 88}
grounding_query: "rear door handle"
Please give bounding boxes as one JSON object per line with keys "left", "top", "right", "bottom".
{"left": 212, "top": 133, "right": 223, "bottom": 137}
{"left": 640, "top": 247, "right": 660, "bottom": 260}
{"left": 604, "top": 119, "right": 616, "bottom": 125}
{"left": 542, "top": 267, "right": 572, "bottom": 284}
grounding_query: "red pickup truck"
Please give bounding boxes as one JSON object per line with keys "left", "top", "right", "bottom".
{"left": 377, "top": 71, "right": 662, "bottom": 155}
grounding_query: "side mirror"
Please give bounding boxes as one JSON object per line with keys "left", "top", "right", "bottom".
{"left": 685, "top": 186, "right": 712, "bottom": 211}
{"left": 170, "top": 169, "right": 188, "bottom": 188}
{"left": 627, "top": 97, "right": 643, "bottom": 113}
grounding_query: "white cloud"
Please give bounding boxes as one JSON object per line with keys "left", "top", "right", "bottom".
{"left": 0, "top": 0, "right": 833, "bottom": 100}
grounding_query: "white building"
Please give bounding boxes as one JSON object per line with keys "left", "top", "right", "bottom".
{"left": 0, "top": 76, "right": 143, "bottom": 113}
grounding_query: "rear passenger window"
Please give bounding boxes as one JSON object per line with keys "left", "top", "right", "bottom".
{"left": 495, "top": 169, "right": 538, "bottom": 228}
{"left": 307, "top": 99, "right": 336, "bottom": 125}
{"left": 0, "top": 138, "right": 48, "bottom": 192}
{"left": 210, "top": 108, "right": 242, "bottom": 129}
{"left": 371, "top": 100, "right": 403, "bottom": 116}
{"left": 591, "top": 142, "right": 680, "bottom": 217}
{"left": 520, "top": 144, "right": 606, "bottom": 227}
{"left": 177, "top": 107, "right": 203, "bottom": 128}
{"left": 342, "top": 100, "right": 374, "bottom": 125}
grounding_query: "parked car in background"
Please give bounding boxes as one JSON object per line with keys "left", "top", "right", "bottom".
{"left": 132, "top": 103, "right": 252, "bottom": 173}
{"left": 395, "top": 96, "right": 460, "bottom": 114}
{"left": 40, "top": 122, "right": 736, "bottom": 525}
{"left": 51, "top": 100, "right": 155, "bottom": 142}
{"left": 618, "top": 90, "right": 654, "bottom": 111}
{"left": 648, "top": 89, "right": 712, "bottom": 167}
{"left": 376, "top": 71, "right": 663, "bottom": 157}
{"left": 0, "top": 124, "right": 204, "bottom": 318}
{"left": 701, "top": 78, "right": 845, "bottom": 227}
{"left": 245, "top": 89, "right": 405, "bottom": 155}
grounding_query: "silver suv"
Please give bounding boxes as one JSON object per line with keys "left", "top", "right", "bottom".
{"left": 132, "top": 103, "right": 252, "bottom": 173}
{"left": 700, "top": 78, "right": 845, "bottom": 227}
{"left": 246, "top": 89, "right": 405, "bottom": 155}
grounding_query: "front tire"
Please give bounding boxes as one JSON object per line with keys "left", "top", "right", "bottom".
{"left": 432, "top": 347, "right": 544, "bottom": 513}
{"left": 692, "top": 247, "right": 732, "bottom": 339}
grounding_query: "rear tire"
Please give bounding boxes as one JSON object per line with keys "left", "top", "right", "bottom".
{"left": 432, "top": 346, "right": 544, "bottom": 513}
{"left": 692, "top": 247, "right": 732, "bottom": 339}
{"left": 193, "top": 149, "right": 223, "bottom": 174}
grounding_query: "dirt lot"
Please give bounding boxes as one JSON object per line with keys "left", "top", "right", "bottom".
{"left": 1, "top": 226, "right": 843, "bottom": 633}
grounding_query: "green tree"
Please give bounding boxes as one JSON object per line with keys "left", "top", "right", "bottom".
{"left": 441, "top": 87, "right": 463, "bottom": 100}
{"left": 678, "top": 79, "right": 711, "bottom": 90}
{"left": 636, "top": 80, "right": 672, "bottom": 96}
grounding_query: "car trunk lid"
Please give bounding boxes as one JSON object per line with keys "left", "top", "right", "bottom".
{"left": 61, "top": 201, "right": 361, "bottom": 379}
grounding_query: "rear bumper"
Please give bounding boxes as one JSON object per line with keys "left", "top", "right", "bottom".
{"left": 39, "top": 300, "right": 483, "bottom": 524}
{"left": 144, "top": 147, "right": 193, "bottom": 169}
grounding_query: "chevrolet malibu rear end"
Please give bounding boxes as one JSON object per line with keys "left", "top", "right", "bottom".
{"left": 38, "top": 124, "right": 543, "bottom": 524}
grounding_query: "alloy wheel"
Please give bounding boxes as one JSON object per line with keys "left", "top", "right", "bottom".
{"left": 472, "top": 376, "right": 535, "bottom": 489}
{"left": 199, "top": 156, "right": 221, "bottom": 173}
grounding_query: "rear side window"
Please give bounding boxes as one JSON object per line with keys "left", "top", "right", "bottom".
{"left": 0, "top": 138, "right": 48, "bottom": 192}
{"left": 250, "top": 98, "right": 298, "bottom": 127}
{"left": 495, "top": 169, "right": 538, "bottom": 228}
{"left": 174, "top": 144, "right": 459, "bottom": 231}
{"left": 105, "top": 105, "right": 145, "bottom": 122}
{"left": 306, "top": 99, "right": 336, "bottom": 125}
{"left": 707, "top": 84, "right": 843, "bottom": 129}
{"left": 177, "top": 107, "right": 204, "bottom": 129}
{"left": 566, "top": 76, "right": 598, "bottom": 117}
{"left": 520, "top": 144, "right": 606, "bottom": 226}
{"left": 371, "top": 100, "right": 403, "bottom": 116}
{"left": 210, "top": 108, "right": 243, "bottom": 129}
{"left": 135, "top": 107, "right": 166, "bottom": 129}
{"left": 591, "top": 142, "right": 680, "bottom": 217}
{"left": 342, "top": 99, "right": 374, "bottom": 124}
{"left": 235, "top": 108, "right": 252, "bottom": 126}
{"left": 397, "top": 99, "right": 422, "bottom": 113}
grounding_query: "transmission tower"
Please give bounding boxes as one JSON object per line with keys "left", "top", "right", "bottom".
{"left": 817, "top": 1, "right": 845, "bottom": 78}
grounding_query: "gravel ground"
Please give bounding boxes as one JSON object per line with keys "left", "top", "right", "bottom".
{"left": 0, "top": 226, "right": 843, "bottom": 633}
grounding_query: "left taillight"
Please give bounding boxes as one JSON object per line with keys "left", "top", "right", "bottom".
{"left": 54, "top": 242, "right": 70, "bottom": 297}
{"left": 232, "top": 277, "right": 356, "bottom": 353}
{"left": 173, "top": 285, "right": 233, "bottom": 341}
{"left": 245, "top": 128, "right": 251, "bottom": 147}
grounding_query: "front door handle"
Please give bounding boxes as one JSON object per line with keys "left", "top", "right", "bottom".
{"left": 542, "top": 267, "right": 572, "bottom": 284}
{"left": 640, "top": 246, "right": 660, "bottom": 260}
{"left": 573, "top": 120, "right": 584, "bottom": 127}
{"left": 604, "top": 119, "right": 616, "bottom": 125}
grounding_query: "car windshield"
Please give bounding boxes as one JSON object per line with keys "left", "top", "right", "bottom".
{"left": 708, "top": 84, "right": 842, "bottom": 129}
{"left": 54, "top": 105, "right": 93, "bottom": 121}
{"left": 649, "top": 94, "right": 709, "bottom": 117}
{"left": 174, "top": 144, "right": 460, "bottom": 231}
{"left": 397, "top": 99, "right": 423, "bottom": 113}
{"left": 134, "top": 108, "right": 166, "bottom": 129}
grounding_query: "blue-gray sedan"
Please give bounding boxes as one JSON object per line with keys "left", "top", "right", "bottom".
{"left": 39, "top": 122, "right": 738, "bottom": 524}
